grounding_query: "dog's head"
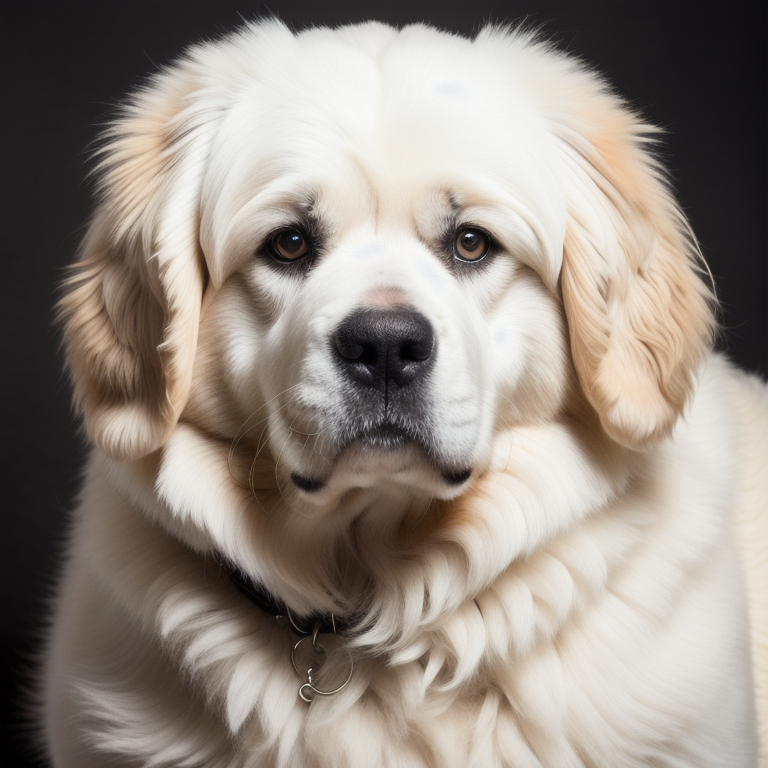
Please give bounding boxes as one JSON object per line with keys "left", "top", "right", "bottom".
{"left": 59, "top": 21, "right": 713, "bottom": 526}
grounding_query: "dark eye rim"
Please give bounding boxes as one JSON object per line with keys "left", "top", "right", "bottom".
{"left": 453, "top": 226, "right": 493, "bottom": 264}
{"left": 265, "top": 226, "right": 313, "bottom": 264}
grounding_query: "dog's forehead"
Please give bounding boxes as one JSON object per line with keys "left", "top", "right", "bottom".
{"left": 199, "top": 27, "right": 566, "bottom": 286}
{"left": 207, "top": 28, "right": 555, "bottom": 184}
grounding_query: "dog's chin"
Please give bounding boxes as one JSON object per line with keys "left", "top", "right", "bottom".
{"left": 289, "top": 426, "right": 473, "bottom": 501}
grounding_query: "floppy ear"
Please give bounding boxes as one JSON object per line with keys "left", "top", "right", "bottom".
{"left": 558, "top": 104, "right": 715, "bottom": 449}
{"left": 58, "top": 64, "right": 220, "bottom": 461}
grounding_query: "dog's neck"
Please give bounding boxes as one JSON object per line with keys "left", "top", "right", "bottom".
{"left": 225, "top": 558, "right": 350, "bottom": 635}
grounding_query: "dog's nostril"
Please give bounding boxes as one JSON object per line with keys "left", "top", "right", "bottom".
{"left": 332, "top": 307, "right": 436, "bottom": 388}
{"left": 400, "top": 338, "right": 432, "bottom": 363}
{"left": 335, "top": 338, "right": 376, "bottom": 365}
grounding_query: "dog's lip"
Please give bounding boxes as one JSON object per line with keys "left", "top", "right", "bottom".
{"left": 290, "top": 467, "right": 472, "bottom": 494}
{"left": 290, "top": 472, "right": 327, "bottom": 493}
{"left": 352, "top": 427, "right": 473, "bottom": 485}
{"left": 441, "top": 468, "right": 472, "bottom": 485}
{"left": 287, "top": 419, "right": 473, "bottom": 494}
{"left": 288, "top": 426, "right": 412, "bottom": 494}
{"left": 289, "top": 448, "right": 472, "bottom": 495}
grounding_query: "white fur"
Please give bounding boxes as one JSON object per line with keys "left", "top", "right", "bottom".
{"left": 44, "top": 21, "right": 767, "bottom": 767}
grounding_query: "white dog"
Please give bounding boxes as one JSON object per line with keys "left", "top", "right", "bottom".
{"left": 42, "top": 21, "right": 766, "bottom": 768}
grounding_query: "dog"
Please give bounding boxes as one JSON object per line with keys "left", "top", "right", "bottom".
{"left": 41, "top": 20, "right": 766, "bottom": 767}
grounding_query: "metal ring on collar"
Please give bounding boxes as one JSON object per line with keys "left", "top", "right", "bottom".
{"left": 291, "top": 635, "right": 355, "bottom": 702}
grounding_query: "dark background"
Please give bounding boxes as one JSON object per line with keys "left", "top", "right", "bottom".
{"left": 2, "top": 2, "right": 766, "bottom": 766}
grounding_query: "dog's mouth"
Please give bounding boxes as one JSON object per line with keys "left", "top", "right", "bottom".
{"left": 290, "top": 467, "right": 472, "bottom": 493}
{"left": 355, "top": 422, "right": 411, "bottom": 450}
{"left": 289, "top": 422, "right": 472, "bottom": 494}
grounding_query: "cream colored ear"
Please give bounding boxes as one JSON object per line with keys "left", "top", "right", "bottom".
{"left": 559, "top": 107, "right": 715, "bottom": 449}
{"left": 58, "top": 65, "right": 216, "bottom": 461}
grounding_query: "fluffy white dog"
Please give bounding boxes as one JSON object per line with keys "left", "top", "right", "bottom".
{"left": 42, "top": 21, "right": 767, "bottom": 768}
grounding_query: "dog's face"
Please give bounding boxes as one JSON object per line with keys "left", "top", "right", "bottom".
{"left": 59, "top": 22, "right": 713, "bottom": 562}
{"left": 183, "top": 32, "right": 572, "bottom": 505}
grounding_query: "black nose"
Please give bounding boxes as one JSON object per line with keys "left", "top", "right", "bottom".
{"left": 332, "top": 307, "right": 436, "bottom": 389}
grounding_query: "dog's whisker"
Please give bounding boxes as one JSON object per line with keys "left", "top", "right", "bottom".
{"left": 247, "top": 457, "right": 273, "bottom": 517}
{"left": 272, "top": 421, "right": 313, "bottom": 518}
{"left": 229, "top": 415, "right": 272, "bottom": 484}
{"left": 246, "top": 421, "right": 286, "bottom": 511}
{"left": 478, "top": 397, "right": 517, "bottom": 472}
{"left": 408, "top": 495, "right": 436, "bottom": 532}
{"left": 230, "top": 386, "right": 299, "bottom": 453}
{"left": 288, "top": 426, "right": 322, "bottom": 437}
{"left": 238, "top": 386, "right": 299, "bottom": 430}
{"left": 229, "top": 389, "right": 302, "bottom": 486}
{"left": 478, "top": 396, "right": 514, "bottom": 431}
{"left": 255, "top": 422, "right": 271, "bottom": 457}
{"left": 228, "top": 419, "right": 275, "bottom": 490}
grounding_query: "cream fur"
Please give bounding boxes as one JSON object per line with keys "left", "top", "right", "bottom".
{"left": 44, "top": 21, "right": 766, "bottom": 768}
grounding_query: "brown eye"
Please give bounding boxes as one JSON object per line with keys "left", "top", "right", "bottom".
{"left": 267, "top": 228, "right": 310, "bottom": 262}
{"left": 454, "top": 227, "right": 491, "bottom": 263}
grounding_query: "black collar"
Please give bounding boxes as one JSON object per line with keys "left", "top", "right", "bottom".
{"left": 226, "top": 562, "right": 349, "bottom": 635}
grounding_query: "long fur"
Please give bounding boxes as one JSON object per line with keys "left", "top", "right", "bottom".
{"left": 43, "top": 21, "right": 766, "bottom": 768}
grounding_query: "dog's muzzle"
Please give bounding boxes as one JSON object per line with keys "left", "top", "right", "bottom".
{"left": 330, "top": 307, "right": 436, "bottom": 453}
{"left": 290, "top": 306, "right": 472, "bottom": 493}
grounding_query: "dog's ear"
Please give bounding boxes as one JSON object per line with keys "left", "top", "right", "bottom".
{"left": 58, "top": 65, "right": 218, "bottom": 460}
{"left": 558, "top": 104, "right": 715, "bottom": 449}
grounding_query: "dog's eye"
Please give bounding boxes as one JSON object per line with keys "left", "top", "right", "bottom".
{"left": 454, "top": 228, "right": 491, "bottom": 263}
{"left": 267, "top": 228, "right": 311, "bottom": 262}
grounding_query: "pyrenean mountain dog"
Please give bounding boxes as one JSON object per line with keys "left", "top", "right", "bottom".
{"left": 42, "top": 21, "right": 767, "bottom": 768}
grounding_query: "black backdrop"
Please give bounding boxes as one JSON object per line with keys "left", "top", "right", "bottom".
{"left": 2, "top": 2, "right": 766, "bottom": 765}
